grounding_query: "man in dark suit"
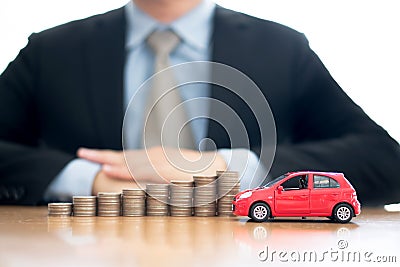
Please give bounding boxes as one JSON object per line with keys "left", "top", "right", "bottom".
{"left": 0, "top": 0, "right": 399, "bottom": 206}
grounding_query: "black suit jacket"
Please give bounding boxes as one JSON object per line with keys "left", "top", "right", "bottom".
{"left": 0, "top": 7, "right": 399, "bottom": 205}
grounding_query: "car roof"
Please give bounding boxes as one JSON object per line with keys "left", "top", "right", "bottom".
{"left": 286, "top": 171, "right": 344, "bottom": 177}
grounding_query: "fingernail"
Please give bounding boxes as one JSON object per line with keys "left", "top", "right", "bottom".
{"left": 78, "top": 148, "right": 91, "bottom": 155}
{"left": 103, "top": 165, "right": 112, "bottom": 171}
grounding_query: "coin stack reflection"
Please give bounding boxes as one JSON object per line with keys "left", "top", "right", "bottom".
{"left": 73, "top": 196, "right": 97, "bottom": 216}
{"left": 193, "top": 175, "right": 217, "bottom": 217}
{"left": 48, "top": 203, "right": 72, "bottom": 217}
{"left": 170, "top": 180, "right": 194, "bottom": 217}
{"left": 122, "top": 189, "right": 146, "bottom": 216}
{"left": 97, "top": 192, "right": 121, "bottom": 216}
{"left": 216, "top": 171, "right": 240, "bottom": 216}
{"left": 146, "top": 184, "right": 169, "bottom": 216}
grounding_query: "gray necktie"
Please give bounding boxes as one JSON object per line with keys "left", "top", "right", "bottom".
{"left": 144, "top": 30, "right": 195, "bottom": 149}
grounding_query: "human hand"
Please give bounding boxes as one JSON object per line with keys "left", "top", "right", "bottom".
{"left": 77, "top": 146, "right": 227, "bottom": 184}
{"left": 91, "top": 169, "right": 140, "bottom": 195}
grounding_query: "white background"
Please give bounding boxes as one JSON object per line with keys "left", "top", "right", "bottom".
{"left": 1, "top": 0, "right": 399, "bottom": 142}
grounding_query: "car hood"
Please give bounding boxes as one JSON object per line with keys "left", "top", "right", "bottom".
{"left": 235, "top": 186, "right": 273, "bottom": 198}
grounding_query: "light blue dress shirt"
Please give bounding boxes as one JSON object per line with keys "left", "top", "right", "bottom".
{"left": 44, "top": 0, "right": 265, "bottom": 201}
{"left": 123, "top": 0, "right": 213, "bottom": 149}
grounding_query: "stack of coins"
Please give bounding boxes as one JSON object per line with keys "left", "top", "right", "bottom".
{"left": 97, "top": 192, "right": 121, "bottom": 217}
{"left": 216, "top": 170, "right": 241, "bottom": 216}
{"left": 48, "top": 203, "right": 72, "bottom": 217}
{"left": 170, "top": 180, "right": 194, "bottom": 217}
{"left": 193, "top": 175, "right": 217, "bottom": 217}
{"left": 72, "top": 196, "right": 97, "bottom": 216}
{"left": 146, "top": 184, "right": 169, "bottom": 216}
{"left": 122, "top": 189, "right": 146, "bottom": 216}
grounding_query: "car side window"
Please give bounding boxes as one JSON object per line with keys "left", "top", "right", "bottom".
{"left": 313, "top": 175, "right": 340, "bottom": 188}
{"left": 330, "top": 178, "right": 340, "bottom": 188}
{"left": 281, "top": 175, "right": 308, "bottom": 190}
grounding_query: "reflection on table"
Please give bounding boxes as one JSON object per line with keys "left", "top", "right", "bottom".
{"left": 0, "top": 207, "right": 399, "bottom": 267}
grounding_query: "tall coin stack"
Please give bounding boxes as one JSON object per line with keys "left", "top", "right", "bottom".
{"left": 169, "top": 180, "right": 194, "bottom": 217}
{"left": 146, "top": 184, "right": 169, "bottom": 216}
{"left": 48, "top": 203, "right": 72, "bottom": 217}
{"left": 193, "top": 175, "right": 217, "bottom": 217}
{"left": 216, "top": 170, "right": 241, "bottom": 216}
{"left": 122, "top": 189, "right": 146, "bottom": 216}
{"left": 73, "top": 196, "right": 97, "bottom": 216}
{"left": 97, "top": 192, "right": 121, "bottom": 216}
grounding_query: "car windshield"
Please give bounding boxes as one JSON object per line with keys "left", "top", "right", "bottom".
{"left": 263, "top": 174, "right": 288, "bottom": 188}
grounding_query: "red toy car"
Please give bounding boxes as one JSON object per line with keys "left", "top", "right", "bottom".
{"left": 232, "top": 171, "right": 361, "bottom": 223}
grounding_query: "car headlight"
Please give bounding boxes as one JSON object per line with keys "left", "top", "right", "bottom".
{"left": 239, "top": 191, "right": 252, "bottom": 200}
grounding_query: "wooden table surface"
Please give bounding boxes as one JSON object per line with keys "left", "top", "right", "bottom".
{"left": 0, "top": 206, "right": 399, "bottom": 267}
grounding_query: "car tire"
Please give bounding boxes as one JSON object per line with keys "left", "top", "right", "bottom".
{"left": 333, "top": 203, "right": 353, "bottom": 223}
{"left": 250, "top": 203, "right": 270, "bottom": 222}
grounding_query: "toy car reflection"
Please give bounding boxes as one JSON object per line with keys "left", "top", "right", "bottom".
{"left": 232, "top": 171, "right": 361, "bottom": 223}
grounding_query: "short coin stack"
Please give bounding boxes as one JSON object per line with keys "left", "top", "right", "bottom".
{"left": 72, "top": 196, "right": 97, "bottom": 216}
{"left": 97, "top": 192, "right": 121, "bottom": 217}
{"left": 122, "top": 189, "right": 146, "bottom": 216}
{"left": 216, "top": 170, "right": 241, "bottom": 216}
{"left": 169, "top": 180, "right": 194, "bottom": 217}
{"left": 146, "top": 184, "right": 169, "bottom": 216}
{"left": 193, "top": 175, "right": 218, "bottom": 217}
{"left": 48, "top": 203, "right": 72, "bottom": 217}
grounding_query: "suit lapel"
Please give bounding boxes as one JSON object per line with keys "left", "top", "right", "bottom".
{"left": 211, "top": 6, "right": 250, "bottom": 65}
{"left": 84, "top": 8, "right": 126, "bottom": 150}
{"left": 208, "top": 6, "right": 252, "bottom": 149}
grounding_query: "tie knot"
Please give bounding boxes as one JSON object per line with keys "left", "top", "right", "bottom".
{"left": 147, "top": 30, "right": 180, "bottom": 55}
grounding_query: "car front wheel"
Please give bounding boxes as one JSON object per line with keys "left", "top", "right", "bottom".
{"left": 250, "top": 203, "right": 270, "bottom": 222}
{"left": 333, "top": 204, "right": 353, "bottom": 223}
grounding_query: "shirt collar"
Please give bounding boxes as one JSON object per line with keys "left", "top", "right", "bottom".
{"left": 124, "top": 0, "right": 215, "bottom": 51}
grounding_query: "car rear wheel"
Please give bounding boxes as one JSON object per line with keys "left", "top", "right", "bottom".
{"left": 250, "top": 203, "right": 270, "bottom": 222}
{"left": 333, "top": 204, "right": 353, "bottom": 223}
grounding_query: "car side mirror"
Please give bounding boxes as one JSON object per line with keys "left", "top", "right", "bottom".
{"left": 277, "top": 186, "right": 283, "bottom": 192}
